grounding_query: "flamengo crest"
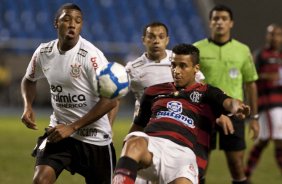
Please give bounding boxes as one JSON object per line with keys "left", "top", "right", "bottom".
{"left": 189, "top": 91, "right": 202, "bottom": 103}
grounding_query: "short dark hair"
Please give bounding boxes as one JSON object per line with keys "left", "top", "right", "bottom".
{"left": 172, "top": 44, "right": 199, "bottom": 65}
{"left": 209, "top": 4, "right": 233, "bottom": 20}
{"left": 143, "top": 22, "right": 169, "bottom": 36}
{"left": 55, "top": 3, "right": 82, "bottom": 21}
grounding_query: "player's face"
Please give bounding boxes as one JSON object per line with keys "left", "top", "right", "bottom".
{"left": 171, "top": 54, "right": 199, "bottom": 88}
{"left": 55, "top": 9, "right": 83, "bottom": 44}
{"left": 209, "top": 11, "right": 233, "bottom": 37}
{"left": 266, "top": 25, "right": 282, "bottom": 50}
{"left": 142, "top": 26, "right": 169, "bottom": 61}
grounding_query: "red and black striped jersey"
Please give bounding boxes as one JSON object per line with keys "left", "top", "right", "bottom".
{"left": 133, "top": 82, "right": 230, "bottom": 177}
{"left": 255, "top": 48, "right": 282, "bottom": 112}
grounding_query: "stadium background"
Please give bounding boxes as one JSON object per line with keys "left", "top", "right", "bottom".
{"left": 0, "top": 0, "right": 281, "bottom": 183}
{"left": 1, "top": 0, "right": 282, "bottom": 108}
{"left": 3, "top": 0, "right": 207, "bottom": 107}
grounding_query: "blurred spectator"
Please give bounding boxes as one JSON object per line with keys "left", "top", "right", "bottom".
{"left": 0, "top": 59, "right": 11, "bottom": 105}
{"left": 245, "top": 23, "right": 282, "bottom": 182}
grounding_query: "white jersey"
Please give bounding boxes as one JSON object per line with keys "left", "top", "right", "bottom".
{"left": 25, "top": 36, "right": 112, "bottom": 146}
{"left": 126, "top": 50, "right": 173, "bottom": 102}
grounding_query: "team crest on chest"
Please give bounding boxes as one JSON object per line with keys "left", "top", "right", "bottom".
{"left": 70, "top": 63, "right": 81, "bottom": 78}
{"left": 167, "top": 101, "right": 182, "bottom": 113}
{"left": 190, "top": 91, "right": 202, "bottom": 103}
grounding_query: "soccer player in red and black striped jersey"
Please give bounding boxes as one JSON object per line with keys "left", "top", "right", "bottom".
{"left": 112, "top": 44, "right": 250, "bottom": 184}
{"left": 245, "top": 24, "right": 282, "bottom": 182}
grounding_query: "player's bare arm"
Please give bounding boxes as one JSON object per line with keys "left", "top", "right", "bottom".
{"left": 223, "top": 98, "right": 251, "bottom": 119}
{"left": 107, "top": 99, "right": 121, "bottom": 127}
{"left": 216, "top": 115, "right": 234, "bottom": 135}
{"left": 47, "top": 97, "right": 118, "bottom": 143}
{"left": 216, "top": 99, "right": 250, "bottom": 136}
{"left": 245, "top": 81, "right": 259, "bottom": 140}
{"left": 20, "top": 77, "right": 38, "bottom": 130}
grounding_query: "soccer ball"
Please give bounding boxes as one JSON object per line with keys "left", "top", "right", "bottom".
{"left": 97, "top": 62, "right": 130, "bottom": 99}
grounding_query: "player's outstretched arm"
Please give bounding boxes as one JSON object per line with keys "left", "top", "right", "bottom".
{"left": 20, "top": 77, "right": 38, "bottom": 130}
{"left": 223, "top": 98, "right": 251, "bottom": 119}
{"left": 47, "top": 97, "right": 118, "bottom": 143}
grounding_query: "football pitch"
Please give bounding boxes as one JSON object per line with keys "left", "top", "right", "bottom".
{"left": 0, "top": 115, "right": 280, "bottom": 184}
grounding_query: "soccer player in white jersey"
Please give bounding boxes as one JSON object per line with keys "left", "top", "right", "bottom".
{"left": 125, "top": 22, "right": 205, "bottom": 184}
{"left": 20, "top": 3, "right": 118, "bottom": 184}
{"left": 125, "top": 22, "right": 171, "bottom": 184}
{"left": 126, "top": 22, "right": 172, "bottom": 120}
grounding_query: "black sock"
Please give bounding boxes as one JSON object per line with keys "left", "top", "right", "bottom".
{"left": 112, "top": 156, "right": 138, "bottom": 184}
{"left": 199, "top": 176, "right": 205, "bottom": 184}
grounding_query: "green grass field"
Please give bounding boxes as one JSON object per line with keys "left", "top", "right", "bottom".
{"left": 0, "top": 115, "right": 280, "bottom": 184}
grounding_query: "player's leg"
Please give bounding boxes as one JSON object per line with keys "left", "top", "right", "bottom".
{"left": 244, "top": 139, "right": 269, "bottom": 179}
{"left": 77, "top": 142, "right": 116, "bottom": 184}
{"left": 32, "top": 133, "right": 66, "bottom": 184}
{"left": 33, "top": 165, "right": 57, "bottom": 184}
{"left": 202, "top": 126, "right": 219, "bottom": 184}
{"left": 245, "top": 109, "right": 272, "bottom": 180}
{"left": 220, "top": 117, "right": 247, "bottom": 184}
{"left": 274, "top": 139, "right": 282, "bottom": 174}
{"left": 113, "top": 136, "right": 152, "bottom": 184}
{"left": 270, "top": 107, "right": 282, "bottom": 174}
{"left": 225, "top": 150, "right": 246, "bottom": 183}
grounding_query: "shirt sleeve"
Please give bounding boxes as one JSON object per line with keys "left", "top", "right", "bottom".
{"left": 205, "top": 85, "right": 230, "bottom": 116}
{"left": 85, "top": 48, "right": 109, "bottom": 96}
{"left": 241, "top": 47, "right": 259, "bottom": 82}
{"left": 25, "top": 45, "right": 45, "bottom": 81}
{"left": 125, "top": 61, "right": 145, "bottom": 119}
{"left": 133, "top": 93, "right": 154, "bottom": 128}
{"left": 125, "top": 62, "right": 144, "bottom": 101}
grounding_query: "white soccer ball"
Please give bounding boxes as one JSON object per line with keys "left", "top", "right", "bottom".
{"left": 97, "top": 62, "right": 130, "bottom": 99}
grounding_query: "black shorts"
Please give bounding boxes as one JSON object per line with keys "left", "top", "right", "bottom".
{"left": 33, "top": 134, "right": 116, "bottom": 184}
{"left": 210, "top": 116, "right": 246, "bottom": 151}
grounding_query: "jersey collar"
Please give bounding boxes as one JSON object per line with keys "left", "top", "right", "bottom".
{"left": 208, "top": 38, "right": 232, "bottom": 46}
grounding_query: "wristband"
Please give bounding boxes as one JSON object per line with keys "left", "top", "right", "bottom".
{"left": 250, "top": 114, "right": 259, "bottom": 120}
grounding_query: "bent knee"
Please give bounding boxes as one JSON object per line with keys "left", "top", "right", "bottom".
{"left": 33, "top": 166, "right": 56, "bottom": 184}
{"left": 122, "top": 136, "right": 149, "bottom": 160}
{"left": 33, "top": 174, "right": 53, "bottom": 184}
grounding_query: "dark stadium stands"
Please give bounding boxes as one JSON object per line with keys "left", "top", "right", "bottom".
{"left": 0, "top": 0, "right": 207, "bottom": 57}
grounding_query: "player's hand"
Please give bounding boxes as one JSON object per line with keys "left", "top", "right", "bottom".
{"left": 231, "top": 100, "right": 251, "bottom": 119}
{"left": 216, "top": 115, "right": 234, "bottom": 135}
{"left": 248, "top": 119, "right": 259, "bottom": 140}
{"left": 21, "top": 108, "right": 38, "bottom": 130}
{"left": 47, "top": 124, "right": 76, "bottom": 143}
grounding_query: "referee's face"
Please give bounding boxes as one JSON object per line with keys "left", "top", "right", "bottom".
{"left": 209, "top": 11, "right": 233, "bottom": 38}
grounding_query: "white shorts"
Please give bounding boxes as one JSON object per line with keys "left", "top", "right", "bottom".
{"left": 258, "top": 107, "right": 282, "bottom": 140}
{"left": 124, "top": 132, "right": 198, "bottom": 184}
